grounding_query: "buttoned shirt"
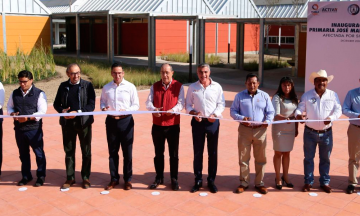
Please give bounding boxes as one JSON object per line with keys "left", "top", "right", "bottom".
{"left": 342, "top": 87, "right": 360, "bottom": 126}
{"left": 295, "top": 89, "right": 341, "bottom": 130}
{"left": 100, "top": 79, "right": 140, "bottom": 112}
{"left": 7, "top": 85, "right": 48, "bottom": 121}
{"left": 230, "top": 89, "right": 275, "bottom": 124}
{"left": 0, "top": 82, "right": 4, "bottom": 109}
{"left": 145, "top": 80, "right": 185, "bottom": 112}
{"left": 185, "top": 79, "right": 225, "bottom": 118}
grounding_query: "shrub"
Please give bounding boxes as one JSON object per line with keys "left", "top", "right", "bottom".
{"left": 0, "top": 42, "right": 56, "bottom": 84}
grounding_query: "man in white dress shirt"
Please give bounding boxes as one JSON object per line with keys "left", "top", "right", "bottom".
{"left": 296, "top": 69, "right": 341, "bottom": 193}
{"left": 186, "top": 63, "right": 225, "bottom": 193}
{"left": 145, "top": 63, "right": 184, "bottom": 191}
{"left": 100, "top": 63, "right": 140, "bottom": 190}
{"left": 7, "top": 70, "right": 47, "bottom": 187}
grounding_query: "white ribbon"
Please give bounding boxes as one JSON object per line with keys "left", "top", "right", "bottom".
{"left": 1, "top": 111, "right": 357, "bottom": 125}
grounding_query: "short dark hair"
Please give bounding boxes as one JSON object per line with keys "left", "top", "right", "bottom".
{"left": 245, "top": 73, "right": 259, "bottom": 82}
{"left": 111, "top": 62, "right": 123, "bottom": 70}
{"left": 66, "top": 63, "right": 81, "bottom": 73}
{"left": 18, "top": 70, "right": 33, "bottom": 80}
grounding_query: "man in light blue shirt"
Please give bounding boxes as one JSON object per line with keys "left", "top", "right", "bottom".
{"left": 230, "top": 73, "right": 274, "bottom": 194}
{"left": 343, "top": 85, "right": 360, "bottom": 194}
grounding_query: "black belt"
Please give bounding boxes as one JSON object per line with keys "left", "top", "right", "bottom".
{"left": 305, "top": 125, "right": 332, "bottom": 133}
{"left": 108, "top": 115, "right": 130, "bottom": 120}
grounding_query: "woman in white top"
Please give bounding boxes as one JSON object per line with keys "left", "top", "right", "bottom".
{"left": 272, "top": 77, "right": 299, "bottom": 190}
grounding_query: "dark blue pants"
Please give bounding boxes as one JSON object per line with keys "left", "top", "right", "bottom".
{"left": 191, "top": 118, "right": 219, "bottom": 182}
{"left": 152, "top": 124, "right": 180, "bottom": 180}
{"left": 106, "top": 115, "right": 134, "bottom": 182}
{"left": 15, "top": 128, "right": 46, "bottom": 179}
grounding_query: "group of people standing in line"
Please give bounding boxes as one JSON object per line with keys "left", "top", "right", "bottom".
{"left": 0, "top": 62, "right": 360, "bottom": 195}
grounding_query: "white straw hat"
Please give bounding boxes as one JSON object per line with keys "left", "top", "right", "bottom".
{"left": 308, "top": 69, "right": 334, "bottom": 84}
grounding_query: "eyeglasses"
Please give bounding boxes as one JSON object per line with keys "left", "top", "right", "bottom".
{"left": 19, "top": 80, "right": 30, "bottom": 84}
{"left": 69, "top": 72, "right": 80, "bottom": 76}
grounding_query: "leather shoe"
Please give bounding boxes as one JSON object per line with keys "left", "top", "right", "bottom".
{"left": 207, "top": 181, "right": 218, "bottom": 193}
{"left": 171, "top": 178, "right": 179, "bottom": 191}
{"left": 346, "top": 185, "right": 355, "bottom": 194}
{"left": 302, "top": 184, "right": 312, "bottom": 192}
{"left": 321, "top": 185, "right": 332, "bottom": 193}
{"left": 255, "top": 186, "right": 268, "bottom": 194}
{"left": 61, "top": 180, "right": 75, "bottom": 189}
{"left": 18, "top": 177, "right": 33, "bottom": 186}
{"left": 82, "top": 179, "right": 91, "bottom": 189}
{"left": 235, "top": 185, "right": 248, "bottom": 194}
{"left": 105, "top": 181, "right": 119, "bottom": 190}
{"left": 149, "top": 178, "right": 164, "bottom": 189}
{"left": 34, "top": 177, "right": 45, "bottom": 187}
{"left": 190, "top": 181, "right": 202, "bottom": 193}
{"left": 124, "top": 181, "right": 132, "bottom": 190}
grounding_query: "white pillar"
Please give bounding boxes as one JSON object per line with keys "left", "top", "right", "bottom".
{"left": 258, "top": 18, "right": 265, "bottom": 87}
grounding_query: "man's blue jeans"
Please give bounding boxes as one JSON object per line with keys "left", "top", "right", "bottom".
{"left": 303, "top": 127, "right": 333, "bottom": 186}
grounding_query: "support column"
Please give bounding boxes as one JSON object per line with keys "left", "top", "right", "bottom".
{"left": 89, "top": 18, "right": 93, "bottom": 53}
{"left": 148, "top": 16, "right": 156, "bottom": 71}
{"left": 117, "top": 18, "right": 122, "bottom": 55}
{"left": 55, "top": 22, "right": 60, "bottom": 44}
{"left": 108, "top": 14, "right": 114, "bottom": 63}
{"left": 236, "top": 23, "right": 244, "bottom": 70}
{"left": 76, "top": 14, "right": 80, "bottom": 58}
{"left": 294, "top": 24, "right": 299, "bottom": 77}
{"left": 193, "top": 20, "right": 197, "bottom": 64}
{"left": 196, "top": 18, "right": 205, "bottom": 65}
{"left": 2, "top": 12, "right": 6, "bottom": 54}
{"left": 50, "top": 16, "right": 53, "bottom": 54}
{"left": 258, "top": 18, "right": 265, "bottom": 87}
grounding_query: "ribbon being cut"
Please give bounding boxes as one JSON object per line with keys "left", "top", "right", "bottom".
{"left": 1, "top": 110, "right": 354, "bottom": 124}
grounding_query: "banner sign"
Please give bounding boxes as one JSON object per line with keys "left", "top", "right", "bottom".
{"left": 306, "top": 1, "right": 360, "bottom": 103}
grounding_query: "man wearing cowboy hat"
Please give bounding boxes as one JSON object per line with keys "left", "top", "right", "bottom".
{"left": 295, "top": 69, "right": 341, "bottom": 193}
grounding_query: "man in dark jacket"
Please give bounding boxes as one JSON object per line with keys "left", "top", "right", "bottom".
{"left": 7, "top": 70, "right": 47, "bottom": 187}
{"left": 53, "top": 63, "right": 96, "bottom": 189}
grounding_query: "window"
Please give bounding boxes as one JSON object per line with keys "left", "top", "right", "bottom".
{"left": 267, "top": 36, "right": 295, "bottom": 44}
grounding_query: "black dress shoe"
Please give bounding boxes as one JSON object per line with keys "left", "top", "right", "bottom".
{"left": 18, "top": 177, "right": 33, "bottom": 186}
{"left": 275, "top": 178, "right": 282, "bottom": 190}
{"left": 346, "top": 185, "right": 355, "bottom": 194}
{"left": 207, "top": 181, "right": 218, "bottom": 193}
{"left": 171, "top": 178, "right": 179, "bottom": 191}
{"left": 281, "top": 176, "right": 294, "bottom": 188}
{"left": 34, "top": 177, "right": 45, "bottom": 187}
{"left": 190, "top": 181, "right": 202, "bottom": 193}
{"left": 149, "top": 178, "right": 164, "bottom": 189}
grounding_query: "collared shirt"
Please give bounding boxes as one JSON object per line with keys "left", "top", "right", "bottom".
{"left": 7, "top": 85, "right": 48, "bottom": 121}
{"left": 145, "top": 82, "right": 185, "bottom": 112}
{"left": 342, "top": 87, "right": 360, "bottom": 126}
{"left": 0, "top": 82, "right": 4, "bottom": 109}
{"left": 230, "top": 89, "right": 275, "bottom": 124}
{"left": 185, "top": 78, "right": 225, "bottom": 118}
{"left": 295, "top": 89, "right": 342, "bottom": 130}
{"left": 100, "top": 78, "right": 140, "bottom": 111}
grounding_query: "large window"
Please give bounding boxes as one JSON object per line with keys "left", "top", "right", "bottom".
{"left": 266, "top": 36, "right": 295, "bottom": 45}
